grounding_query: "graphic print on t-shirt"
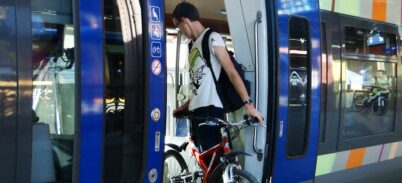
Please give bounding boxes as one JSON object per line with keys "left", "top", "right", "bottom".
{"left": 189, "top": 47, "right": 206, "bottom": 96}
{"left": 187, "top": 29, "right": 225, "bottom": 111}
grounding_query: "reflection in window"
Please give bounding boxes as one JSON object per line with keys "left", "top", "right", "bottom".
{"left": 103, "top": 2, "right": 126, "bottom": 181}
{"left": 342, "top": 61, "right": 396, "bottom": 139}
{"left": 103, "top": 1, "right": 146, "bottom": 181}
{"left": 344, "top": 26, "right": 397, "bottom": 56}
{"left": 31, "top": 0, "right": 75, "bottom": 182}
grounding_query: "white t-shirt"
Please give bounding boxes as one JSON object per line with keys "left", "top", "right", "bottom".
{"left": 188, "top": 28, "right": 226, "bottom": 111}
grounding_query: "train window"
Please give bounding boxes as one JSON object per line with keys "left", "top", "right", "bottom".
{"left": 287, "top": 16, "right": 311, "bottom": 157}
{"left": 341, "top": 60, "right": 397, "bottom": 139}
{"left": 31, "top": 0, "right": 75, "bottom": 182}
{"left": 103, "top": 2, "right": 126, "bottom": 181}
{"left": 344, "top": 26, "right": 397, "bottom": 56}
{"left": 103, "top": 1, "right": 146, "bottom": 181}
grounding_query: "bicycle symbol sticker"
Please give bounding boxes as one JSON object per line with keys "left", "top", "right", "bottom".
{"left": 151, "top": 42, "right": 161, "bottom": 58}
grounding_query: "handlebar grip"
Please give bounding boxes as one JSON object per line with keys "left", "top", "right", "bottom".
{"left": 243, "top": 115, "right": 259, "bottom": 125}
{"left": 248, "top": 117, "right": 259, "bottom": 124}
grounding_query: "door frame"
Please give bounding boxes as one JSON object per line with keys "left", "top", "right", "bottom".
{"left": 270, "top": 0, "right": 322, "bottom": 182}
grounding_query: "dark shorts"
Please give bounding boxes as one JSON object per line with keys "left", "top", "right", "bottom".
{"left": 189, "top": 106, "right": 224, "bottom": 152}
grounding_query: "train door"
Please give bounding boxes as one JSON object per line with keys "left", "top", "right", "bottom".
{"left": 32, "top": 0, "right": 166, "bottom": 181}
{"left": 0, "top": 0, "right": 32, "bottom": 182}
{"left": 0, "top": 0, "right": 79, "bottom": 182}
{"left": 0, "top": 0, "right": 166, "bottom": 182}
{"left": 100, "top": 0, "right": 166, "bottom": 182}
{"left": 268, "top": 0, "right": 322, "bottom": 182}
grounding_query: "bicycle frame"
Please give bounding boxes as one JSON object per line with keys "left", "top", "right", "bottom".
{"left": 190, "top": 127, "right": 231, "bottom": 183}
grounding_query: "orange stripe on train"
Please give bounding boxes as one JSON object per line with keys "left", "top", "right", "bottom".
{"left": 372, "top": 0, "right": 387, "bottom": 21}
{"left": 346, "top": 148, "right": 366, "bottom": 169}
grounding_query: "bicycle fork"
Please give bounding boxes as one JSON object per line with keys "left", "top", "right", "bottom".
{"left": 223, "top": 163, "right": 242, "bottom": 183}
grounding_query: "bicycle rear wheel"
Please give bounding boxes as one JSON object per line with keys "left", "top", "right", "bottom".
{"left": 163, "top": 150, "right": 189, "bottom": 183}
{"left": 208, "top": 164, "right": 258, "bottom": 183}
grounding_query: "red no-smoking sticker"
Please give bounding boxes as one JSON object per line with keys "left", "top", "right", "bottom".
{"left": 151, "top": 59, "right": 161, "bottom": 75}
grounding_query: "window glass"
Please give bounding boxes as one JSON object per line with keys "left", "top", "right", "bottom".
{"left": 103, "top": 1, "right": 146, "bottom": 181}
{"left": 344, "top": 26, "right": 397, "bottom": 56}
{"left": 342, "top": 60, "right": 396, "bottom": 139}
{"left": 103, "top": 2, "right": 125, "bottom": 181}
{"left": 0, "top": 4, "right": 18, "bottom": 182}
{"left": 319, "top": 22, "right": 328, "bottom": 143}
{"left": 287, "top": 17, "right": 310, "bottom": 157}
{"left": 31, "top": 0, "right": 75, "bottom": 182}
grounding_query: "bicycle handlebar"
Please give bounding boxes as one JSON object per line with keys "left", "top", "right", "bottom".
{"left": 197, "top": 116, "right": 266, "bottom": 128}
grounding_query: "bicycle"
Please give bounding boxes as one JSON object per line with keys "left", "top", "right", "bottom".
{"left": 163, "top": 116, "right": 263, "bottom": 183}
{"left": 351, "top": 87, "right": 388, "bottom": 115}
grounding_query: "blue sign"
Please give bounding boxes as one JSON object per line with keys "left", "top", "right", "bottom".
{"left": 146, "top": 1, "right": 166, "bottom": 183}
{"left": 367, "top": 33, "right": 384, "bottom": 46}
{"left": 151, "top": 41, "right": 162, "bottom": 58}
{"left": 150, "top": 6, "right": 160, "bottom": 22}
{"left": 151, "top": 24, "right": 162, "bottom": 40}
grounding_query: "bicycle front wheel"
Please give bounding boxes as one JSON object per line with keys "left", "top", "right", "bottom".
{"left": 231, "top": 169, "right": 258, "bottom": 183}
{"left": 163, "top": 150, "right": 188, "bottom": 183}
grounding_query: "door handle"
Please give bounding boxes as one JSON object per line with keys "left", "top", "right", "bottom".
{"left": 253, "top": 11, "right": 263, "bottom": 161}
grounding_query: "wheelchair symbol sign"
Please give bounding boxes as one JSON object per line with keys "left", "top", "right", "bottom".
{"left": 151, "top": 42, "right": 161, "bottom": 58}
{"left": 150, "top": 6, "right": 160, "bottom": 22}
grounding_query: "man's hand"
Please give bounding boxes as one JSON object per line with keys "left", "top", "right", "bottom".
{"left": 173, "top": 107, "right": 188, "bottom": 118}
{"left": 244, "top": 103, "right": 264, "bottom": 123}
{"left": 173, "top": 101, "right": 190, "bottom": 118}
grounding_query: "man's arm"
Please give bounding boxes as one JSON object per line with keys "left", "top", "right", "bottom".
{"left": 213, "top": 46, "right": 263, "bottom": 122}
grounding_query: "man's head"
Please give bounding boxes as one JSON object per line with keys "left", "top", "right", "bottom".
{"left": 172, "top": 2, "right": 199, "bottom": 22}
{"left": 172, "top": 2, "right": 200, "bottom": 39}
{"left": 375, "top": 70, "right": 386, "bottom": 78}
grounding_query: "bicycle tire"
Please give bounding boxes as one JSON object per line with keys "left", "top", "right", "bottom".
{"left": 208, "top": 164, "right": 258, "bottom": 183}
{"left": 163, "top": 150, "right": 188, "bottom": 183}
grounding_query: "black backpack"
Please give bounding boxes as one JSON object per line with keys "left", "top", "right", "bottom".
{"left": 199, "top": 29, "right": 250, "bottom": 112}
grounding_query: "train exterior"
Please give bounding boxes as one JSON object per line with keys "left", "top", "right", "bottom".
{"left": 314, "top": 0, "right": 402, "bottom": 182}
{"left": 0, "top": 0, "right": 400, "bottom": 182}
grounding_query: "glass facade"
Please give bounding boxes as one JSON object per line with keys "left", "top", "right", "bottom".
{"left": 342, "top": 60, "right": 396, "bottom": 139}
{"left": 31, "top": 0, "right": 75, "bottom": 182}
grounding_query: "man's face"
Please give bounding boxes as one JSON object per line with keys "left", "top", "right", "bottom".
{"left": 173, "top": 18, "right": 192, "bottom": 39}
{"left": 376, "top": 71, "right": 384, "bottom": 78}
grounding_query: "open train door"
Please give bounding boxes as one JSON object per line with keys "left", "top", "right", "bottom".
{"left": 268, "top": 0, "right": 322, "bottom": 182}
{"left": 78, "top": 0, "right": 166, "bottom": 182}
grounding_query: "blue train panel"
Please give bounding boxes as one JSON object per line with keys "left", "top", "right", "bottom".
{"left": 77, "top": 0, "right": 104, "bottom": 182}
{"left": 144, "top": 0, "right": 166, "bottom": 182}
{"left": 271, "top": 0, "right": 321, "bottom": 182}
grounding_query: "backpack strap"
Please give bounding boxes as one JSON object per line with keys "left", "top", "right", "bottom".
{"left": 201, "top": 28, "right": 218, "bottom": 84}
{"left": 188, "top": 41, "right": 193, "bottom": 52}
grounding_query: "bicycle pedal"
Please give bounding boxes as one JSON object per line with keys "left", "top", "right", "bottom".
{"left": 193, "top": 171, "right": 203, "bottom": 177}
{"left": 171, "top": 172, "right": 193, "bottom": 182}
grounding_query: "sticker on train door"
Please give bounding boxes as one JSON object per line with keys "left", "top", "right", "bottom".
{"left": 151, "top": 59, "right": 162, "bottom": 75}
